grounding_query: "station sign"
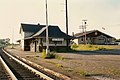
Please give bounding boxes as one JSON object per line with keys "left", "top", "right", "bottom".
{"left": 52, "top": 38, "right": 64, "bottom": 41}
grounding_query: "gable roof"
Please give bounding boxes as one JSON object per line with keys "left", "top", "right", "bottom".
{"left": 75, "top": 30, "right": 114, "bottom": 38}
{"left": 75, "top": 30, "right": 95, "bottom": 37}
{"left": 20, "top": 23, "right": 45, "bottom": 33}
{"left": 32, "top": 26, "right": 73, "bottom": 39}
{"left": 20, "top": 23, "right": 74, "bottom": 39}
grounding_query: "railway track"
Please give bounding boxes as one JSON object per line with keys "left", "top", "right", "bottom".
{"left": 0, "top": 57, "right": 11, "bottom": 80}
{"left": 0, "top": 48, "right": 54, "bottom": 80}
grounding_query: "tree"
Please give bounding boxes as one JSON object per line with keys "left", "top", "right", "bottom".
{"left": 0, "top": 38, "right": 10, "bottom": 46}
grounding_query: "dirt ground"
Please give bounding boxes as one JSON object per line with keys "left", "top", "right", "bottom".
{"left": 5, "top": 45, "right": 120, "bottom": 80}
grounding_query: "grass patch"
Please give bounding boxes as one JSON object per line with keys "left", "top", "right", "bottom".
{"left": 41, "top": 49, "right": 47, "bottom": 58}
{"left": 41, "top": 50, "right": 55, "bottom": 59}
{"left": 55, "top": 54, "right": 64, "bottom": 60}
{"left": 97, "top": 47, "right": 107, "bottom": 51}
{"left": 76, "top": 70, "right": 89, "bottom": 76}
{"left": 71, "top": 44, "right": 114, "bottom": 51}
{"left": 65, "top": 68, "right": 73, "bottom": 72}
{"left": 56, "top": 64, "right": 63, "bottom": 68}
{"left": 46, "top": 61, "right": 63, "bottom": 68}
{"left": 41, "top": 49, "right": 64, "bottom": 60}
{"left": 71, "top": 44, "right": 79, "bottom": 48}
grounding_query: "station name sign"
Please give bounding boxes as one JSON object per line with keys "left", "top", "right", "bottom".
{"left": 52, "top": 38, "right": 64, "bottom": 41}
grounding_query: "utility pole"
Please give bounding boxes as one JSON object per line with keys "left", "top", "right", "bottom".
{"left": 12, "top": 27, "right": 14, "bottom": 49}
{"left": 79, "top": 22, "right": 85, "bottom": 33}
{"left": 65, "top": 0, "right": 69, "bottom": 49}
{"left": 45, "top": 0, "right": 50, "bottom": 54}
{"left": 82, "top": 20, "right": 87, "bottom": 45}
{"left": 79, "top": 20, "right": 87, "bottom": 45}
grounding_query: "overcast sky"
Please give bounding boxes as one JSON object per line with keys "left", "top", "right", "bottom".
{"left": 0, "top": 0, "right": 120, "bottom": 42}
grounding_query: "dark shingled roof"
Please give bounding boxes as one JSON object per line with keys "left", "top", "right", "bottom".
{"left": 20, "top": 23, "right": 45, "bottom": 33}
{"left": 32, "top": 26, "right": 73, "bottom": 39}
{"left": 75, "top": 30, "right": 96, "bottom": 37}
{"left": 20, "top": 23, "right": 74, "bottom": 39}
{"left": 75, "top": 30, "right": 114, "bottom": 38}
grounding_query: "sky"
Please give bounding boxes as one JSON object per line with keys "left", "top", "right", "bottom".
{"left": 0, "top": 0, "right": 120, "bottom": 43}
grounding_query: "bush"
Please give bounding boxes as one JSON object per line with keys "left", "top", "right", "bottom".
{"left": 47, "top": 52, "right": 56, "bottom": 59}
{"left": 41, "top": 50, "right": 64, "bottom": 60}
{"left": 41, "top": 50, "right": 57, "bottom": 59}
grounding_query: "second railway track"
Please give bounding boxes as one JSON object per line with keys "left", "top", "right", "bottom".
{"left": 0, "top": 57, "right": 11, "bottom": 80}
{"left": 0, "top": 48, "right": 54, "bottom": 80}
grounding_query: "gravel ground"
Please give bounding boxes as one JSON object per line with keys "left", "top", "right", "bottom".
{"left": 5, "top": 46, "right": 120, "bottom": 80}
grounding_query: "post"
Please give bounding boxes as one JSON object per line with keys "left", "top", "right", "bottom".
{"left": 66, "top": 0, "right": 69, "bottom": 49}
{"left": 82, "top": 20, "right": 87, "bottom": 45}
{"left": 45, "top": 0, "right": 50, "bottom": 54}
{"left": 12, "top": 27, "right": 14, "bottom": 49}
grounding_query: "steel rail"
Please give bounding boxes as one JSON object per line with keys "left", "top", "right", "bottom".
{"left": 2, "top": 49, "right": 54, "bottom": 80}
{"left": 0, "top": 56, "right": 17, "bottom": 80}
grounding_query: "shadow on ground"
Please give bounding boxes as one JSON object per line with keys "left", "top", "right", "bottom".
{"left": 57, "top": 49, "right": 120, "bottom": 55}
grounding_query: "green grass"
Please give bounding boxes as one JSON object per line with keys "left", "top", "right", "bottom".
{"left": 56, "top": 64, "right": 63, "bottom": 68}
{"left": 54, "top": 44, "right": 117, "bottom": 53}
{"left": 41, "top": 50, "right": 56, "bottom": 59}
{"left": 76, "top": 70, "right": 89, "bottom": 76}
{"left": 55, "top": 54, "right": 64, "bottom": 60}
{"left": 46, "top": 61, "right": 63, "bottom": 68}
{"left": 71, "top": 44, "right": 115, "bottom": 51}
{"left": 41, "top": 49, "right": 64, "bottom": 60}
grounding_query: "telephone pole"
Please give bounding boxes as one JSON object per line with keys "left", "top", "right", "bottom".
{"left": 45, "top": 0, "right": 50, "bottom": 54}
{"left": 65, "top": 0, "right": 69, "bottom": 48}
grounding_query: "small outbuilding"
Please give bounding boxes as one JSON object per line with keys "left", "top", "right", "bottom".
{"left": 74, "top": 30, "right": 116, "bottom": 45}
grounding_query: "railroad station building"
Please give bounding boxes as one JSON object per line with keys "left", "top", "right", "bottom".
{"left": 74, "top": 30, "right": 116, "bottom": 45}
{"left": 19, "top": 23, "right": 73, "bottom": 52}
